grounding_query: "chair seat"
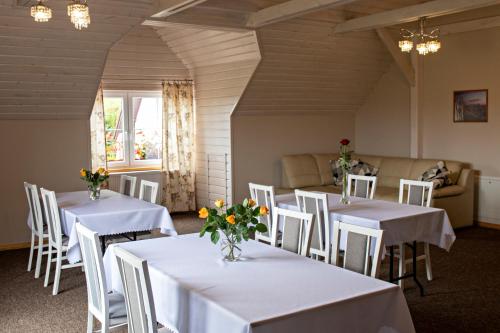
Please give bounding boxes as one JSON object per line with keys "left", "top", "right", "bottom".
{"left": 108, "top": 292, "right": 128, "bottom": 326}
{"left": 159, "top": 328, "right": 173, "bottom": 333}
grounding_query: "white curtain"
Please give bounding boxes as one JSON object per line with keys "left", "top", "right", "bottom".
{"left": 90, "top": 84, "right": 107, "bottom": 170}
{"left": 161, "top": 81, "right": 196, "bottom": 212}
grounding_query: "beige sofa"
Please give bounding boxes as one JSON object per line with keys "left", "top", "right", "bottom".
{"left": 278, "top": 153, "right": 474, "bottom": 229}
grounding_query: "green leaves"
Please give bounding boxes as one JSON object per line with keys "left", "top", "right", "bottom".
{"left": 255, "top": 223, "right": 268, "bottom": 233}
{"left": 210, "top": 230, "right": 220, "bottom": 244}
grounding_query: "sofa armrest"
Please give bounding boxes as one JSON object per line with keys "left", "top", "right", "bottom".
{"left": 457, "top": 168, "right": 474, "bottom": 190}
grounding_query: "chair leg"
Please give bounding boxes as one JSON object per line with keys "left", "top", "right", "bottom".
{"left": 52, "top": 250, "right": 62, "bottom": 295}
{"left": 34, "top": 235, "right": 44, "bottom": 279}
{"left": 27, "top": 233, "right": 35, "bottom": 272}
{"left": 87, "top": 311, "right": 94, "bottom": 333}
{"left": 424, "top": 242, "right": 433, "bottom": 281}
{"left": 44, "top": 246, "right": 53, "bottom": 287}
{"left": 398, "top": 243, "right": 405, "bottom": 289}
{"left": 101, "top": 316, "right": 109, "bottom": 333}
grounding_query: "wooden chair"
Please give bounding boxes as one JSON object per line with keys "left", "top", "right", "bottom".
{"left": 397, "top": 179, "right": 434, "bottom": 288}
{"left": 249, "top": 183, "right": 276, "bottom": 244}
{"left": 347, "top": 174, "right": 377, "bottom": 199}
{"left": 295, "top": 190, "right": 330, "bottom": 263}
{"left": 40, "top": 188, "right": 83, "bottom": 295}
{"left": 114, "top": 247, "right": 171, "bottom": 333}
{"left": 331, "top": 221, "right": 384, "bottom": 278}
{"left": 139, "top": 180, "right": 159, "bottom": 204}
{"left": 271, "top": 207, "right": 314, "bottom": 257}
{"left": 76, "top": 223, "right": 128, "bottom": 333}
{"left": 24, "top": 182, "right": 49, "bottom": 279}
{"left": 120, "top": 175, "right": 137, "bottom": 197}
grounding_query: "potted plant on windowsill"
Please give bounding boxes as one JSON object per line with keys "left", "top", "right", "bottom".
{"left": 80, "top": 167, "right": 109, "bottom": 200}
{"left": 199, "top": 199, "right": 269, "bottom": 262}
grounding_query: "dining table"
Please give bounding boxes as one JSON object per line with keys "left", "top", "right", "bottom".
{"left": 103, "top": 234, "right": 416, "bottom": 333}
{"left": 275, "top": 192, "right": 456, "bottom": 295}
{"left": 28, "top": 189, "right": 177, "bottom": 263}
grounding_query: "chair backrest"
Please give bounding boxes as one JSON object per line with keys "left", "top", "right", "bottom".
{"left": 76, "top": 223, "right": 109, "bottom": 322}
{"left": 24, "top": 182, "right": 44, "bottom": 236}
{"left": 271, "top": 207, "right": 314, "bottom": 257}
{"left": 139, "top": 180, "right": 159, "bottom": 204}
{"left": 120, "top": 175, "right": 137, "bottom": 197}
{"left": 399, "top": 179, "right": 433, "bottom": 207}
{"left": 40, "top": 188, "right": 63, "bottom": 248}
{"left": 331, "top": 221, "right": 384, "bottom": 278}
{"left": 347, "top": 175, "right": 377, "bottom": 199}
{"left": 249, "top": 183, "right": 276, "bottom": 239}
{"left": 294, "top": 190, "right": 330, "bottom": 262}
{"left": 114, "top": 247, "right": 158, "bottom": 333}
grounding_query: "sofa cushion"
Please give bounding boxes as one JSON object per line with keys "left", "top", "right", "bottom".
{"left": 282, "top": 154, "right": 321, "bottom": 188}
{"left": 312, "top": 153, "right": 339, "bottom": 185}
{"left": 351, "top": 161, "right": 379, "bottom": 177}
{"left": 419, "top": 161, "right": 451, "bottom": 188}
{"left": 377, "top": 157, "right": 413, "bottom": 188}
{"left": 352, "top": 154, "right": 383, "bottom": 169}
{"left": 433, "top": 185, "right": 465, "bottom": 198}
{"left": 301, "top": 185, "right": 342, "bottom": 194}
{"left": 444, "top": 161, "right": 464, "bottom": 185}
{"left": 373, "top": 186, "right": 400, "bottom": 202}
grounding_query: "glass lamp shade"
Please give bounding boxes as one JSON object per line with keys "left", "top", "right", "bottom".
{"left": 426, "top": 40, "right": 441, "bottom": 53}
{"left": 416, "top": 42, "right": 429, "bottom": 55}
{"left": 398, "top": 39, "right": 413, "bottom": 52}
{"left": 30, "top": 2, "right": 52, "bottom": 22}
{"left": 68, "top": 2, "right": 91, "bottom": 30}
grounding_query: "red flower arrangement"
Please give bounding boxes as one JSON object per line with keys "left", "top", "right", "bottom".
{"left": 340, "top": 138, "right": 350, "bottom": 146}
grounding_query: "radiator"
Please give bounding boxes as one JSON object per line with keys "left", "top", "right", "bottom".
{"left": 476, "top": 176, "right": 500, "bottom": 225}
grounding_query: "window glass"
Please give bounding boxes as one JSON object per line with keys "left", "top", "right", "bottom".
{"left": 103, "top": 97, "right": 125, "bottom": 162}
{"left": 133, "top": 97, "right": 162, "bottom": 161}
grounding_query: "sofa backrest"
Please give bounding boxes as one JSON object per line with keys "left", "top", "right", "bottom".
{"left": 282, "top": 153, "right": 465, "bottom": 189}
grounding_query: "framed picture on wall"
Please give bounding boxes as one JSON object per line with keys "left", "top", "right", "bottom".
{"left": 453, "top": 89, "right": 488, "bottom": 122}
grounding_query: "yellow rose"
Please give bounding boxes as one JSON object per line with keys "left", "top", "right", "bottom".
{"left": 248, "top": 199, "right": 256, "bottom": 207}
{"left": 259, "top": 206, "right": 269, "bottom": 216}
{"left": 198, "top": 207, "right": 209, "bottom": 219}
{"left": 226, "top": 214, "right": 236, "bottom": 225}
{"left": 97, "top": 167, "right": 105, "bottom": 174}
{"left": 214, "top": 199, "right": 224, "bottom": 208}
{"left": 80, "top": 168, "right": 86, "bottom": 177}
{"left": 104, "top": 170, "right": 109, "bottom": 176}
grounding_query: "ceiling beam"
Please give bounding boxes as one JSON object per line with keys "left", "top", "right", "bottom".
{"left": 246, "top": 0, "right": 357, "bottom": 28}
{"left": 152, "top": 0, "right": 208, "bottom": 18}
{"left": 142, "top": 19, "right": 252, "bottom": 33}
{"left": 376, "top": 28, "right": 415, "bottom": 86}
{"left": 439, "top": 15, "right": 500, "bottom": 35}
{"left": 335, "top": 0, "right": 500, "bottom": 33}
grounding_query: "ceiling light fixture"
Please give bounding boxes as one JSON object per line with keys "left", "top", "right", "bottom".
{"left": 67, "top": 0, "right": 91, "bottom": 30}
{"left": 399, "top": 17, "right": 440, "bottom": 55}
{"left": 30, "top": 0, "right": 52, "bottom": 22}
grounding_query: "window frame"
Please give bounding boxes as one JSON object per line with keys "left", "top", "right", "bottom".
{"left": 103, "top": 90, "right": 163, "bottom": 170}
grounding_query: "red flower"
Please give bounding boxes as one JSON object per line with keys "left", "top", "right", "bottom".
{"left": 340, "top": 139, "right": 350, "bottom": 145}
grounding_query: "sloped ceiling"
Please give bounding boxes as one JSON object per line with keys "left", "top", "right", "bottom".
{"left": 0, "top": 0, "right": 155, "bottom": 119}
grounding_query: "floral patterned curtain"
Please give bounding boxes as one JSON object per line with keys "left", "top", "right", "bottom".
{"left": 161, "top": 81, "right": 196, "bottom": 212}
{"left": 90, "top": 84, "right": 107, "bottom": 170}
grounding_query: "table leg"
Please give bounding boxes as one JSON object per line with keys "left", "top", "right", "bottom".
{"left": 133, "top": 232, "right": 137, "bottom": 241}
{"left": 100, "top": 235, "right": 106, "bottom": 254}
{"left": 412, "top": 241, "right": 424, "bottom": 296}
{"left": 389, "top": 245, "right": 394, "bottom": 283}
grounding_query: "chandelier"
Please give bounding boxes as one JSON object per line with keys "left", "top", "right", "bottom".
{"left": 399, "top": 17, "right": 441, "bottom": 55}
{"left": 68, "top": 0, "right": 91, "bottom": 30}
{"left": 30, "top": 1, "right": 52, "bottom": 22}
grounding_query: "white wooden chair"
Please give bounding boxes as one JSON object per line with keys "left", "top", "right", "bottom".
{"left": 397, "top": 179, "right": 434, "bottom": 288}
{"left": 249, "top": 183, "right": 276, "bottom": 244}
{"left": 120, "top": 175, "right": 137, "bottom": 197}
{"left": 331, "top": 221, "right": 384, "bottom": 278}
{"left": 295, "top": 190, "right": 330, "bottom": 263}
{"left": 76, "top": 223, "right": 128, "bottom": 333}
{"left": 139, "top": 180, "right": 159, "bottom": 204}
{"left": 114, "top": 247, "right": 171, "bottom": 333}
{"left": 347, "top": 174, "right": 377, "bottom": 199}
{"left": 25, "top": 182, "right": 49, "bottom": 279}
{"left": 40, "top": 188, "right": 83, "bottom": 295}
{"left": 271, "top": 207, "right": 314, "bottom": 257}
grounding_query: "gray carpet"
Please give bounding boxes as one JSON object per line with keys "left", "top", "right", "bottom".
{"left": 1, "top": 214, "right": 499, "bottom": 332}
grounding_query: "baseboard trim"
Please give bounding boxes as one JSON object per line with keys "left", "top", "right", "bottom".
{"left": 0, "top": 241, "right": 31, "bottom": 252}
{"left": 477, "top": 221, "right": 500, "bottom": 230}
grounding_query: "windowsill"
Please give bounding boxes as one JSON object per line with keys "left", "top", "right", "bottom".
{"left": 108, "top": 166, "right": 161, "bottom": 175}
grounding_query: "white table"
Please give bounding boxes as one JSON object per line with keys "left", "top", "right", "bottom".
{"left": 29, "top": 190, "right": 176, "bottom": 263}
{"left": 103, "top": 234, "right": 415, "bottom": 333}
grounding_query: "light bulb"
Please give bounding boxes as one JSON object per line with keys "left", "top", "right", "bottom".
{"left": 399, "top": 39, "right": 413, "bottom": 52}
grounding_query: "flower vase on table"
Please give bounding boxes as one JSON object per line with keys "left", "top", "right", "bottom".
{"left": 338, "top": 138, "right": 352, "bottom": 205}
{"left": 80, "top": 167, "right": 109, "bottom": 201}
{"left": 199, "top": 199, "right": 269, "bottom": 262}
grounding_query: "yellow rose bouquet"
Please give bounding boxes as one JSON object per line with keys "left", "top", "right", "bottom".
{"left": 80, "top": 167, "right": 109, "bottom": 200}
{"left": 199, "top": 198, "right": 268, "bottom": 261}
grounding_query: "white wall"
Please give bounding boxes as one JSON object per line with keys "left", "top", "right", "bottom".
{"left": 231, "top": 114, "right": 355, "bottom": 202}
{"left": 0, "top": 120, "right": 90, "bottom": 246}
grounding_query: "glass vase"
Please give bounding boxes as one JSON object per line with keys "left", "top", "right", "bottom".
{"left": 340, "top": 172, "right": 350, "bottom": 205}
{"left": 220, "top": 235, "right": 242, "bottom": 262}
{"left": 88, "top": 185, "right": 101, "bottom": 200}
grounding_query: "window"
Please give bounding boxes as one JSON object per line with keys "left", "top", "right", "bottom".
{"left": 103, "top": 91, "right": 162, "bottom": 169}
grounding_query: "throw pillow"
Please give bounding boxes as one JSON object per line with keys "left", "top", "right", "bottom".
{"left": 330, "top": 159, "right": 359, "bottom": 186}
{"left": 419, "top": 161, "right": 451, "bottom": 188}
{"left": 351, "top": 160, "right": 379, "bottom": 177}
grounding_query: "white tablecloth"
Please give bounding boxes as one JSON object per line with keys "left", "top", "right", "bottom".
{"left": 276, "top": 192, "right": 455, "bottom": 251}
{"left": 103, "top": 234, "right": 415, "bottom": 333}
{"left": 29, "top": 190, "right": 176, "bottom": 263}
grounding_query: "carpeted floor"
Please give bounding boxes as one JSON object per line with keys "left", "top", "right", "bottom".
{"left": 1, "top": 214, "right": 499, "bottom": 333}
